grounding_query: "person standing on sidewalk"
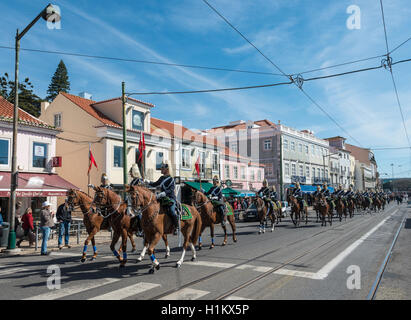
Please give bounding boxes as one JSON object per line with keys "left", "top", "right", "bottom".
{"left": 40, "top": 201, "right": 54, "bottom": 255}
{"left": 17, "top": 208, "right": 35, "bottom": 248}
{"left": 56, "top": 200, "right": 72, "bottom": 249}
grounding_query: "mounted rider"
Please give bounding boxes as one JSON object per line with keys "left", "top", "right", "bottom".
{"left": 100, "top": 173, "right": 113, "bottom": 190}
{"left": 126, "top": 164, "right": 143, "bottom": 233}
{"left": 321, "top": 183, "right": 335, "bottom": 210}
{"left": 148, "top": 162, "right": 179, "bottom": 235}
{"left": 205, "top": 176, "right": 227, "bottom": 227}
{"left": 270, "top": 185, "right": 281, "bottom": 211}
{"left": 257, "top": 179, "right": 274, "bottom": 215}
{"left": 292, "top": 182, "right": 305, "bottom": 209}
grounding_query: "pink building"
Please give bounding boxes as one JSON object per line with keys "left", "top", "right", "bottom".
{"left": 220, "top": 147, "right": 264, "bottom": 193}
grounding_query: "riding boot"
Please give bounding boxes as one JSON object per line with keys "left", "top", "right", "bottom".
{"left": 172, "top": 214, "right": 179, "bottom": 235}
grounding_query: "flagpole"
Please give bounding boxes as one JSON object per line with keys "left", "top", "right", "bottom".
{"left": 88, "top": 143, "right": 91, "bottom": 196}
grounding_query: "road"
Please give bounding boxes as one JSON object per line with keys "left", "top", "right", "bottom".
{"left": 0, "top": 202, "right": 409, "bottom": 300}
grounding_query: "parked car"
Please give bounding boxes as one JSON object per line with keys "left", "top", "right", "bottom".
{"left": 243, "top": 204, "right": 259, "bottom": 222}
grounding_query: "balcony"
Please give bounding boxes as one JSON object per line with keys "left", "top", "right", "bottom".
{"left": 291, "top": 175, "right": 306, "bottom": 183}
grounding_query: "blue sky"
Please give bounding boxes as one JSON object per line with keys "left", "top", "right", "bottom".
{"left": 0, "top": 0, "right": 410, "bottom": 177}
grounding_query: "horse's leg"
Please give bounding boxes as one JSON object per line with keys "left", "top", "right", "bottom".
{"left": 189, "top": 243, "right": 197, "bottom": 262}
{"left": 177, "top": 223, "right": 193, "bottom": 267}
{"left": 271, "top": 213, "right": 275, "bottom": 232}
{"left": 137, "top": 238, "right": 148, "bottom": 262}
{"left": 221, "top": 223, "right": 228, "bottom": 246}
{"left": 90, "top": 237, "right": 98, "bottom": 261}
{"left": 305, "top": 208, "right": 308, "bottom": 225}
{"left": 229, "top": 216, "right": 237, "bottom": 242}
{"left": 81, "top": 227, "right": 98, "bottom": 263}
{"left": 148, "top": 233, "right": 162, "bottom": 273}
{"left": 163, "top": 234, "right": 170, "bottom": 259}
{"left": 198, "top": 223, "right": 207, "bottom": 250}
{"left": 128, "top": 231, "right": 136, "bottom": 253}
{"left": 110, "top": 230, "right": 122, "bottom": 262}
{"left": 209, "top": 224, "right": 215, "bottom": 249}
{"left": 120, "top": 228, "right": 128, "bottom": 267}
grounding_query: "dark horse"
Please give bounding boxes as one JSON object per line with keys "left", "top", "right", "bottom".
{"left": 193, "top": 191, "right": 237, "bottom": 249}
{"left": 315, "top": 194, "right": 332, "bottom": 226}
{"left": 287, "top": 195, "right": 308, "bottom": 227}
{"left": 253, "top": 197, "right": 277, "bottom": 234}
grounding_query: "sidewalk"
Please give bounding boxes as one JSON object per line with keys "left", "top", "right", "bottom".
{"left": 0, "top": 229, "right": 114, "bottom": 256}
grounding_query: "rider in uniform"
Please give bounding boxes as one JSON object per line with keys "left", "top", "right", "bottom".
{"left": 126, "top": 164, "right": 143, "bottom": 232}
{"left": 100, "top": 173, "right": 113, "bottom": 190}
{"left": 148, "top": 162, "right": 179, "bottom": 235}
{"left": 321, "top": 183, "right": 334, "bottom": 210}
{"left": 205, "top": 176, "right": 227, "bottom": 227}
{"left": 270, "top": 185, "right": 281, "bottom": 211}
{"left": 257, "top": 179, "right": 274, "bottom": 214}
{"left": 292, "top": 182, "right": 305, "bottom": 209}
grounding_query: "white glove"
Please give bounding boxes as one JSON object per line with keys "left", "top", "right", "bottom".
{"left": 156, "top": 192, "right": 166, "bottom": 200}
{"left": 211, "top": 196, "right": 218, "bottom": 200}
{"left": 88, "top": 184, "right": 95, "bottom": 189}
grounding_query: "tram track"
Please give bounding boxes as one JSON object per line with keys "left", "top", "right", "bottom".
{"left": 149, "top": 204, "right": 399, "bottom": 300}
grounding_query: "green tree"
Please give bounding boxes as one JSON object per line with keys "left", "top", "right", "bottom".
{"left": 46, "top": 60, "right": 70, "bottom": 101}
{"left": 0, "top": 72, "right": 42, "bottom": 117}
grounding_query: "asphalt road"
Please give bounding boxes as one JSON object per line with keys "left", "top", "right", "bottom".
{"left": 0, "top": 202, "right": 409, "bottom": 300}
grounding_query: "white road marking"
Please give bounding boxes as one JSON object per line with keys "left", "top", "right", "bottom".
{"left": 89, "top": 282, "right": 160, "bottom": 300}
{"left": 50, "top": 252, "right": 113, "bottom": 259}
{"left": 274, "top": 208, "right": 400, "bottom": 280}
{"left": 24, "top": 278, "right": 121, "bottom": 300}
{"left": 0, "top": 267, "right": 29, "bottom": 276}
{"left": 185, "top": 260, "right": 273, "bottom": 273}
{"left": 159, "top": 288, "right": 209, "bottom": 300}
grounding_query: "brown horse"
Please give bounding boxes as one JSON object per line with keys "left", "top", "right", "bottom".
{"left": 253, "top": 197, "right": 276, "bottom": 234}
{"left": 287, "top": 195, "right": 308, "bottom": 227}
{"left": 67, "top": 189, "right": 137, "bottom": 263}
{"left": 128, "top": 185, "right": 202, "bottom": 272}
{"left": 91, "top": 186, "right": 133, "bottom": 267}
{"left": 335, "top": 196, "right": 346, "bottom": 222}
{"left": 347, "top": 198, "right": 355, "bottom": 218}
{"left": 193, "top": 191, "right": 237, "bottom": 249}
{"left": 315, "top": 195, "right": 332, "bottom": 226}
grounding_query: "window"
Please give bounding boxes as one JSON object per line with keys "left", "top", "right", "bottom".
{"left": 33, "top": 142, "right": 48, "bottom": 168}
{"left": 250, "top": 170, "right": 255, "bottom": 181}
{"left": 181, "top": 149, "right": 190, "bottom": 169}
{"left": 298, "top": 143, "right": 302, "bottom": 153}
{"left": 285, "top": 163, "right": 290, "bottom": 176}
{"left": 199, "top": 151, "right": 206, "bottom": 174}
{"left": 212, "top": 154, "right": 218, "bottom": 171}
{"left": 258, "top": 170, "right": 262, "bottom": 181}
{"left": 225, "top": 164, "right": 230, "bottom": 179}
{"left": 325, "top": 169, "right": 329, "bottom": 178}
{"left": 0, "top": 139, "right": 9, "bottom": 165}
{"left": 317, "top": 168, "right": 320, "bottom": 177}
{"left": 241, "top": 167, "right": 246, "bottom": 179}
{"left": 305, "top": 145, "right": 309, "bottom": 154}
{"left": 114, "top": 146, "right": 123, "bottom": 168}
{"left": 312, "top": 167, "right": 315, "bottom": 178}
{"left": 155, "top": 151, "right": 164, "bottom": 170}
{"left": 283, "top": 139, "right": 288, "bottom": 150}
{"left": 299, "top": 164, "right": 304, "bottom": 176}
{"left": 306, "top": 166, "right": 310, "bottom": 177}
{"left": 291, "top": 163, "right": 296, "bottom": 175}
{"left": 132, "top": 109, "right": 144, "bottom": 131}
{"left": 321, "top": 168, "right": 325, "bottom": 178}
{"left": 54, "top": 113, "right": 61, "bottom": 128}
{"left": 311, "top": 145, "right": 315, "bottom": 154}
{"left": 264, "top": 139, "right": 272, "bottom": 150}
{"left": 233, "top": 166, "right": 238, "bottom": 179}
{"left": 291, "top": 141, "right": 295, "bottom": 151}
{"left": 265, "top": 163, "right": 273, "bottom": 176}
{"left": 231, "top": 142, "right": 238, "bottom": 153}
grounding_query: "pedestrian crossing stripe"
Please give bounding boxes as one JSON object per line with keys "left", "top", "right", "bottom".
{"left": 89, "top": 282, "right": 161, "bottom": 300}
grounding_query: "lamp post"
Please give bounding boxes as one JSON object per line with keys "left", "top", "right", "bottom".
{"left": 6, "top": 4, "right": 60, "bottom": 252}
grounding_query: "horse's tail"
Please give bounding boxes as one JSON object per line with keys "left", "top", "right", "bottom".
{"left": 190, "top": 209, "right": 202, "bottom": 245}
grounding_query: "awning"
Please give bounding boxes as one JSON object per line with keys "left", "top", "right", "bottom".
{"left": 183, "top": 181, "right": 213, "bottom": 193}
{"left": 222, "top": 187, "right": 241, "bottom": 196}
{"left": 290, "top": 184, "right": 334, "bottom": 194}
{"left": 0, "top": 172, "right": 79, "bottom": 197}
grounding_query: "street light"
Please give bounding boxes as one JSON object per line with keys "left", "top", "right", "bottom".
{"left": 7, "top": 4, "right": 60, "bottom": 252}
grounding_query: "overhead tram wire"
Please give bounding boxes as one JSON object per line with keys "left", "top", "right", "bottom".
{"left": 379, "top": 0, "right": 411, "bottom": 165}
{"left": 0, "top": 45, "right": 284, "bottom": 77}
{"left": 201, "top": 0, "right": 364, "bottom": 147}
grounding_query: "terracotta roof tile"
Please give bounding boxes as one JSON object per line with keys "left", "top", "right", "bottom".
{"left": 60, "top": 92, "right": 121, "bottom": 128}
{"left": 0, "top": 96, "right": 54, "bottom": 129}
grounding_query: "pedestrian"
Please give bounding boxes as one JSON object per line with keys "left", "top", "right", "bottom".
{"left": 17, "top": 208, "right": 35, "bottom": 248}
{"left": 57, "top": 200, "right": 72, "bottom": 249}
{"left": 40, "top": 201, "right": 54, "bottom": 255}
{"left": 0, "top": 207, "right": 4, "bottom": 239}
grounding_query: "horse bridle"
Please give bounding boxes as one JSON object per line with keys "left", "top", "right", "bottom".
{"left": 67, "top": 191, "right": 95, "bottom": 215}
{"left": 94, "top": 188, "right": 122, "bottom": 218}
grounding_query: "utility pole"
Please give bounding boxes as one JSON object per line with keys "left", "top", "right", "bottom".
{"left": 279, "top": 134, "right": 283, "bottom": 201}
{"left": 122, "top": 82, "right": 128, "bottom": 189}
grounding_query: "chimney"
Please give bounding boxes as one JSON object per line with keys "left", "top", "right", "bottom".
{"left": 40, "top": 101, "right": 50, "bottom": 117}
{"left": 79, "top": 92, "right": 92, "bottom": 100}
